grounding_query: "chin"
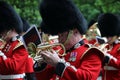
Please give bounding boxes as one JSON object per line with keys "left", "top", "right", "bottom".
{"left": 4, "top": 38, "right": 10, "bottom": 42}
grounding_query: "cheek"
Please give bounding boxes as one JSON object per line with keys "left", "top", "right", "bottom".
{"left": 58, "top": 32, "right": 68, "bottom": 43}
{"left": 58, "top": 36, "right": 66, "bottom": 43}
{"left": 4, "top": 36, "right": 9, "bottom": 41}
{"left": 4, "top": 34, "right": 12, "bottom": 41}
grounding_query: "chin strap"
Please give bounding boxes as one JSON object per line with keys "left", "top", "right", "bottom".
{"left": 66, "top": 39, "right": 84, "bottom": 53}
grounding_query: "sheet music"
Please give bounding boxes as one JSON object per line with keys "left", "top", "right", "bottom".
{"left": 22, "top": 25, "right": 42, "bottom": 50}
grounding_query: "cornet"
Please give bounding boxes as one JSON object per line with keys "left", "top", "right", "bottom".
{"left": 33, "top": 43, "right": 66, "bottom": 61}
{"left": 27, "top": 32, "right": 66, "bottom": 61}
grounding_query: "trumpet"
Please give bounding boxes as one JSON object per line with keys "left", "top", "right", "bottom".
{"left": 33, "top": 43, "right": 66, "bottom": 61}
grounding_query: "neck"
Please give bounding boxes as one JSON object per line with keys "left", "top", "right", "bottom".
{"left": 66, "top": 38, "right": 84, "bottom": 52}
{"left": 65, "top": 34, "right": 82, "bottom": 50}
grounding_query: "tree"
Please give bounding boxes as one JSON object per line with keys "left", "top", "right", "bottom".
{"left": 74, "top": 0, "right": 120, "bottom": 22}
{"left": 4, "top": 0, "right": 120, "bottom": 26}
{"left": 4, "top": 0, "right": 41, "bottom": 26}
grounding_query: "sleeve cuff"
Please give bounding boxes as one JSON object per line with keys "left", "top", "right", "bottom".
{"left": 104, "top": 56, "right": 110, "bottom": 64}
{"left": 33, "top": 61, "right": 47, "bottom": 72}
{"left": 104, "top": 53, "right": 117, "bottom": 64}
{"left": 55, "top": 62, "right": 66, "bottom": 77}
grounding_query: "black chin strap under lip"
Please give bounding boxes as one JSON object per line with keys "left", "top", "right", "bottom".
{"left": 66, "top": 39, "right": 84, "bottom": 53}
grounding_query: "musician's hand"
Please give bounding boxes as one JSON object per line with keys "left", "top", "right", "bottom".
{"left": 40, "top": 49, "right": 61, "bottom": 67}
{"left": 34, "top": 53, "right": 44, "bottom": 62}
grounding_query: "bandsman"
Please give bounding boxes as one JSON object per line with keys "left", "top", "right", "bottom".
{"left": 97, "top": 13, "right": 120, "bottom": 80}
{"left": 0, "top": 1, "right": 28, "bottom": 80}
{"left": 34, "top": 0, "right": 104, "bottom": 80}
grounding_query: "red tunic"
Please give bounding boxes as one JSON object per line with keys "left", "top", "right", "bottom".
{"left": 25, "top": 56, "right": 34, "bottom": 73}
{"left": 35, "top": 44, "right": 104, "bottom": 80}
{"left": 88, "top": 39, "right": 97, "bottom": 45}
{"left": 102, "top": 43, "right": 120, "bottom": 80}
{"left": 0, "top": 39, "right": 28, "bottom": 80}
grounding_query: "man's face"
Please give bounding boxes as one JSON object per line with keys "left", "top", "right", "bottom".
{"left": 58, "top": 31, "right": 69, "bottom": 44}
{"left": 0, "top": 30, "right": 12, "bottom": 42}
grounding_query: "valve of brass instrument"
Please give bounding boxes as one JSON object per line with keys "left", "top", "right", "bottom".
{"left": 36, "top": 43, "right": 66, "bottom": 57}
{"left": 34, "top": 33, "right": 66, "bottom": 61}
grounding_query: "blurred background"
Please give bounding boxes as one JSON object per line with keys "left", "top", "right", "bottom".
{"left": 3, "top": 0, "right": 120, "bottom": 26}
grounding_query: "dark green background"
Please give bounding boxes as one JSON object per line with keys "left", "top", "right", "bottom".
{"left": 3, "top": 0, "right": 120, "bottom": 26}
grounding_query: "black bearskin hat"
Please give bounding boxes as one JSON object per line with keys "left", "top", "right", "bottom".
{"left": 97, "top": 13, "right": 120, "bottom": 37}
{"left": 21, "top": 18, "right": 30, "bottom": 32}
{"left": 39, "top": 0, "right": 87, "bottom": 35}
{"left": 0, "top": 1, "right": 23, "bottom": 34}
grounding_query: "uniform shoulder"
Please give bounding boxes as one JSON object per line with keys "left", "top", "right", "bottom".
{"left": 83, "top": 43, "right": 104, "bottom": 60}
{"left": 13, "top": 39, "right": 24, "bottom": 50}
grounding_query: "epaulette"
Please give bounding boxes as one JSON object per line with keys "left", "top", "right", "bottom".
{"left": 84, "top": 43, "right": 102, "bottom": 53}
{"left": 84, "top": 43, "right": 104, "bottom": 55}
{"left": 84, "top": 43, "right": 96, "bottom": 48}
{"left": 81, "top": 44, "right": 104, "bottom": 61}
{"left": 13, "top": 39, "right": 24, "bottom": 50}
{"left": 117, "top": 47, "right": 120, "bottom": 51}
{"left": 114, "top": 39, "right": 120, "bottom": 44}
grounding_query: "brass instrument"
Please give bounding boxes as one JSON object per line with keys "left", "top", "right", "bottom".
{"left": 27, "top": 32, "right": 66, "bottom": 61}
{"left": 33, "top": 43, "right": 66, "bottom": 61}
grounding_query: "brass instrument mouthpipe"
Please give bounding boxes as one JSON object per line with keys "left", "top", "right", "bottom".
{"left": 34, "top": 43, "right": 66, "bottom": 61}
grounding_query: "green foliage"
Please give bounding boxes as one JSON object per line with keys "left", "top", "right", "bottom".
{"left": 79, "top": 4, "right": 100, "bottom": 21}
{"left": 95, "top": 0, "right": 120, "bottom": 14}
{"left": 3, "top": 0, "right": 120, "bottom": 26}
{"left": 4, "top": 0, "right": 42, "bottom": 26}
{"left": 74, "top": 0, "right": 120, "bottom": 22}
